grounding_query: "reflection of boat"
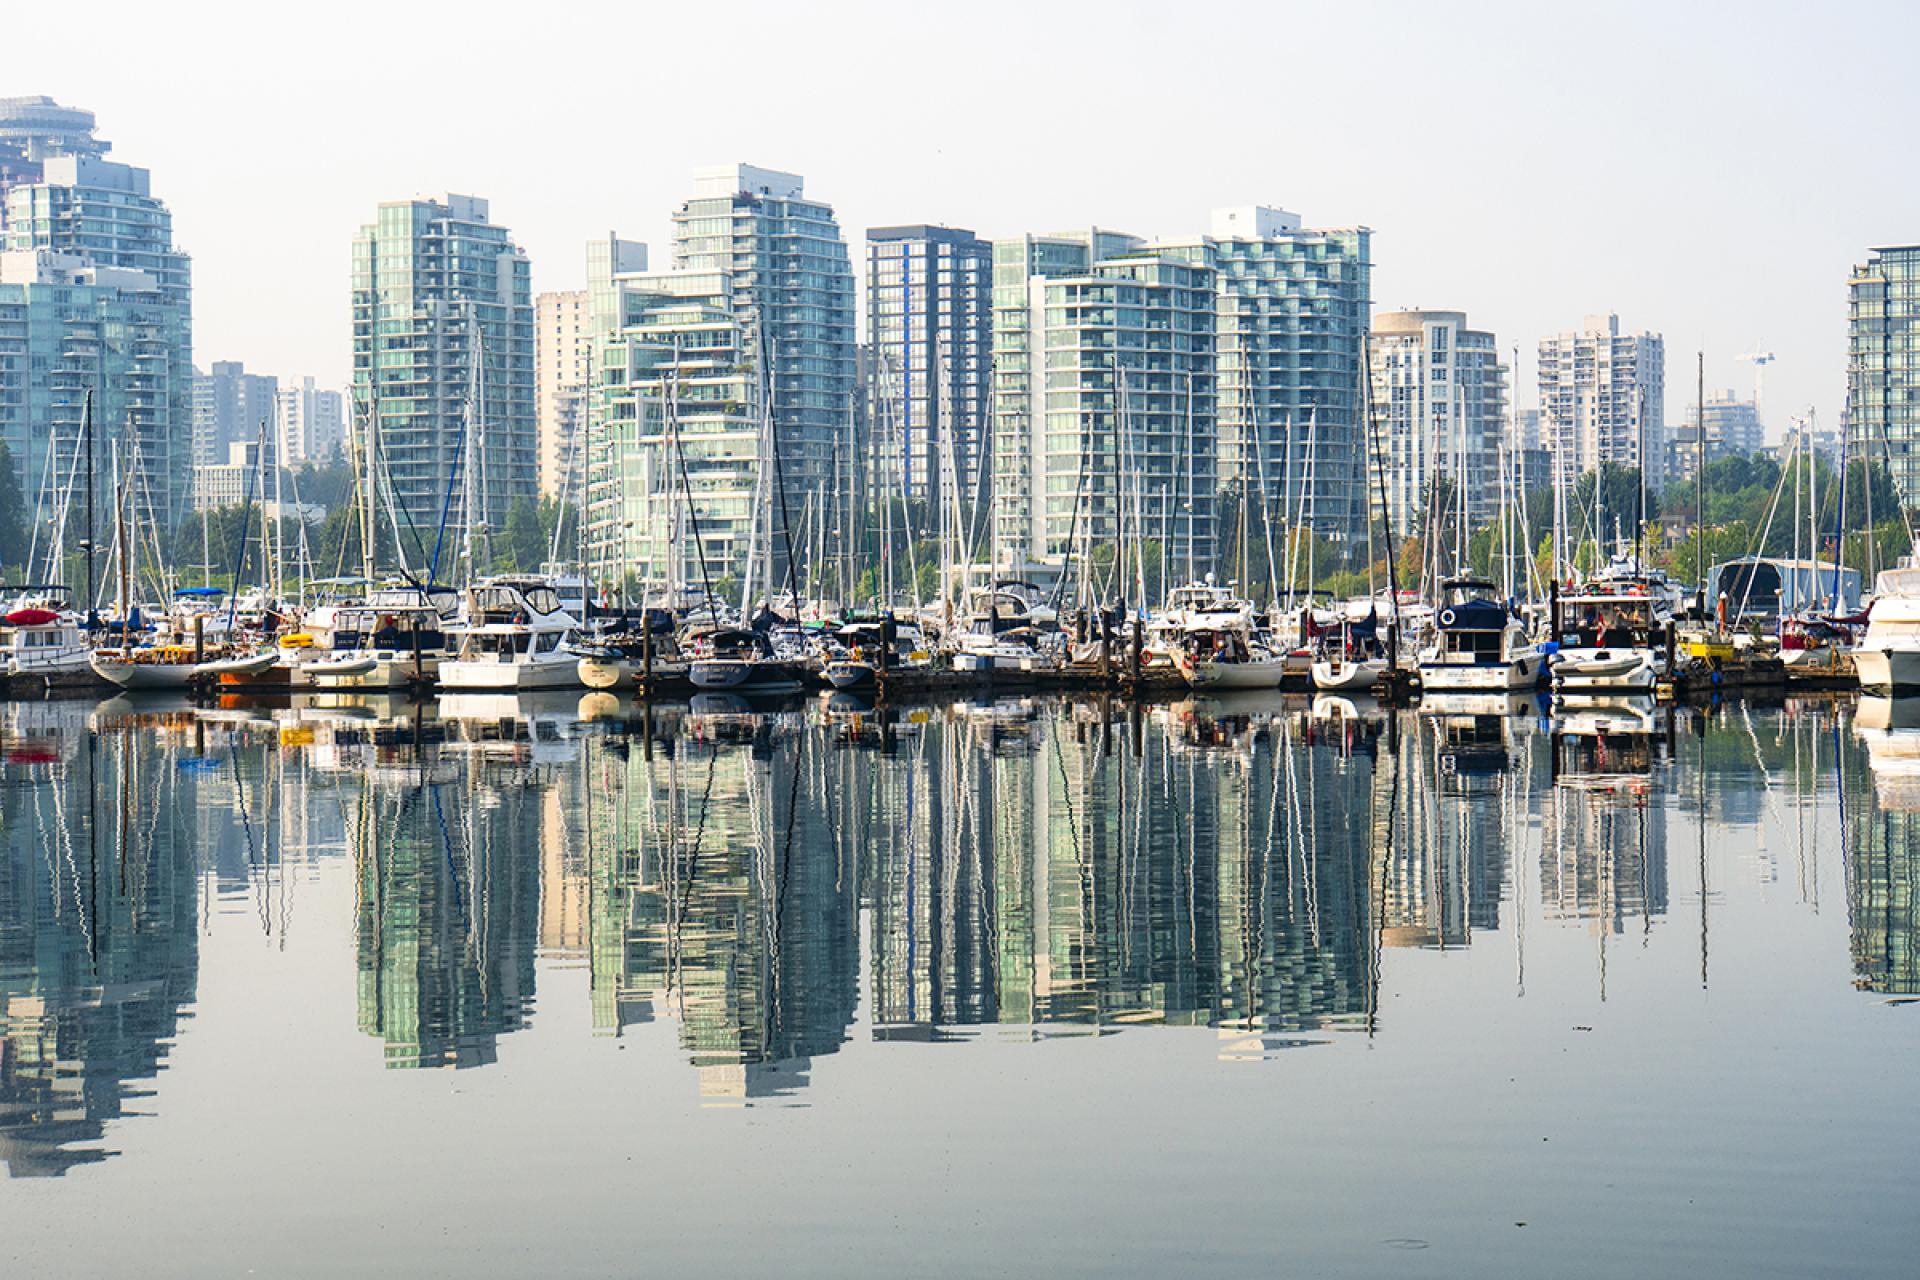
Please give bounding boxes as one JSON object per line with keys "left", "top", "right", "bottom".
{"left": 1420, "top": 690, "right": 1536, "bottom": 719}
{"left": 1855, "top": 695, "right": 1920, "bottom": 808}
{"left": 1554, "top": 693, "right": 1659, "bottom": 736}
{"left": 1549, "top": 694, "right": 1663, "bottom": 794}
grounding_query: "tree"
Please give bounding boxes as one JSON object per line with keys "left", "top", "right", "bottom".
{"left": 0, "top": 442, "right": 26, "bottom": 578}
{"left": 501, "top": 497, "right": 545, "bottom": 574}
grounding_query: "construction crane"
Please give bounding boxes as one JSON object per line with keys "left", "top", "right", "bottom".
{"left": 1736, "top": 345, "right": 1777, "bottom": 429}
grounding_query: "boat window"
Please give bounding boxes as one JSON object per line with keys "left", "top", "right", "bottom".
{"left": 524, "top": 587, "right": 561, "bottom": 614}
{"left": 534, "top": 631, "right": 560, "bottom": 654}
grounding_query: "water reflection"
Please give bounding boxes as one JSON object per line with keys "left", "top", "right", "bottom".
{"left": 0, "top": 702, "right": 199, "bottom": 1176}
{"left": 2, "top": 686, "right": 1912, "bottom": 1168}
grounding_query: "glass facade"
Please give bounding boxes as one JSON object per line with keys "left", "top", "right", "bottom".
{"left": 865, "top": 225, "right": 992, "bottom": 506}
{"left": 1, "top": 145, "right": 193, "bottom": 536}
{"left": 350, "top": 195, "right": 535, "bottom": 572}
{"left": 671, "top": 168, "right": 855, "bottom": 532}
{"left": 1368, "top": 310, "right": 1508, "bottom": 537}
{"left": 1850, "top": 245, "right": 1920, "bottom": 505}
{"left": 1163, "top": 219, "right": 1372, "bottom": 540}
{"left": 990, "top": 231, "right": 1217, "bottom": 590}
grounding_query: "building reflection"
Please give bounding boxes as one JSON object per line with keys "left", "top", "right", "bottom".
{"left": 0, "top": 703, "right": 198, "bottom": 1177}
{"left": 1849, "top": 697, "right": 1920, "bottom": 993}
{"left": 351, "top": 743, "right": 542, "bottom": 1069}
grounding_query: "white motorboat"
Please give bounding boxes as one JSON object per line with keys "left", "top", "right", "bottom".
{"left": 0, "top": 595, "right": 94, "bottom": 689}
{"left": 299, "top": 585, "right": 456, "bottom": 690}
{"left": 1550, "top": 568, "right": 1676, "bottom": 693}
{"left": 1854, "top": 567, "right": 1920, "bottom": 694}
{"left": 438, "top": 578, "right": 583, "bottom": 691}
{"left": 1419, "top": 578, "right": 1544, "bottom": 692}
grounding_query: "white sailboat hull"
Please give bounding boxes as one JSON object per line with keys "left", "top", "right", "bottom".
{"left": 1178, "top": 655, "right": 1288, "bottom": 689}
{"left": 1311, "top": 657, "right": 1385, "bottom": 692}
{"left": 89, "top": 654, "right": 200, "bottom": 690}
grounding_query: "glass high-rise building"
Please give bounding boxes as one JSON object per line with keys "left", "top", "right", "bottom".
{"left": 0, "top": 99, "right": 192, "bottom": 537}
{"left": 351, "top": 194, "right": 534, "bottom": 573}
{"left": 584, "top": 239, "right": 764, "bottom": 595}
{"left": 865, "top": 225, "right": 992, "bottom": 509}
{"left": 989, "top": 230, "right": 1217, "bottom": 594}
{"left": 671, "top": 166, "right": 855, "bottom": 531}
{"left": 1160, "top": 208, "right": 1372, "bottom": 541}
{"left": 1850, "top": 245, "right": 1920, "bottom": 505}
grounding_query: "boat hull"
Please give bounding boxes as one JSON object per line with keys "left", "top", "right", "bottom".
{"left": 1310, "top": 658, "right": 1384, "bottom": 692}
{"left": 1182, "top": 657, "right": 1288, "bottom": 690}
{"left": 1421, "top": 652, "right": 1544, "bottom": 691}
{"left": 689, "top": 659, "right": 805, "bottom": 694}
{"left": 1552, "top": 648, "right": 1658, "bottom": 692}
{"left": 304, "top": 654, "right": 439, "bottom": 690}
{"left": 1855, "top": 645, "right": 1920, "bottom": 695}
{"left": 438, "top": 658, "right": 582, "bottom": 691}
{"left": 89, "top": 655, "right": 200, "bottom": 690}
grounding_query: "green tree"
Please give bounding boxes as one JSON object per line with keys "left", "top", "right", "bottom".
{"left": 500, "top": 497, "right": 545, "bottom": 574}
{"left": 0, "top": 442, "right": 26, "bottom": 578}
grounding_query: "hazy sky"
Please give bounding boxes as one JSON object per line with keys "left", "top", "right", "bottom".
{"left": 9, "top": 0, "right": 1916, "bottom": 438}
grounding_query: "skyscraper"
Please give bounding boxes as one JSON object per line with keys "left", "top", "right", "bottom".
{"left": 0, "top": 99, "right": 192, "bottom": 532}
{"left": 1849, "top": 245, "right": 1920, "bottom": 505}
{"left": 989, "top": 230, "right": 1217, "bottom": 591}
{"left": 1537, "top": 313, "right": 1665, "bottom": 490}
{"left": 276, "top": 376, "right": 345, "bottom": 465}
{"left": 536, "top": 288, "right": 596, "bottom": 503}
{"left": 1160, "top": 208, "right": 1373, "bottom": 540}
{"left": 671, "top": 166, "right": 855, "bottom": 559}
{"left": 1368, "top": 309, "right": 1509, "bottom": 537}
{"left": 865, "top": 225, "right": 992, "bottom": 509}
{"left": 192, "top": 360, "right": 278, "bottom": 467}
{"left": 0, "top": 96, "right": 106, "bottom": 231}
{"left": 351, "top": 194, "right": 534, "bottom": 571}
{"left": 583, "top": 247, "right": 759, "bottom": 592}
{"left": 1668, "top": 389, "right": 1764, "bottom": 490}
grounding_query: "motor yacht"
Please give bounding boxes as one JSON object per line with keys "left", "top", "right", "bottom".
{"left": 438, "top": 577, "right": 583, "bottom": 691}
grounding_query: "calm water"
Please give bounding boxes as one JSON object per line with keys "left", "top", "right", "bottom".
{"left": 0, "top": 688, "right": 1914, "bottom": 1277}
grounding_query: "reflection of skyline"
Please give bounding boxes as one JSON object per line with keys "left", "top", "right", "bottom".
{"left": 1850, "top": 707, "right": 1920, "bottom": 994}
{"left": 352, "top": 761, "right": 542, "bottom": 1070}
{"left": 0, "top": 707, "right": 199, "bottom": 1177}
{"left": 0, "top": 691, "right": 1891, "bottom": 1142}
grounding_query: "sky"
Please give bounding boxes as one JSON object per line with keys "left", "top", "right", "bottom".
{"left": 7, "top": 0, "right": 1916, "bottom": 439}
